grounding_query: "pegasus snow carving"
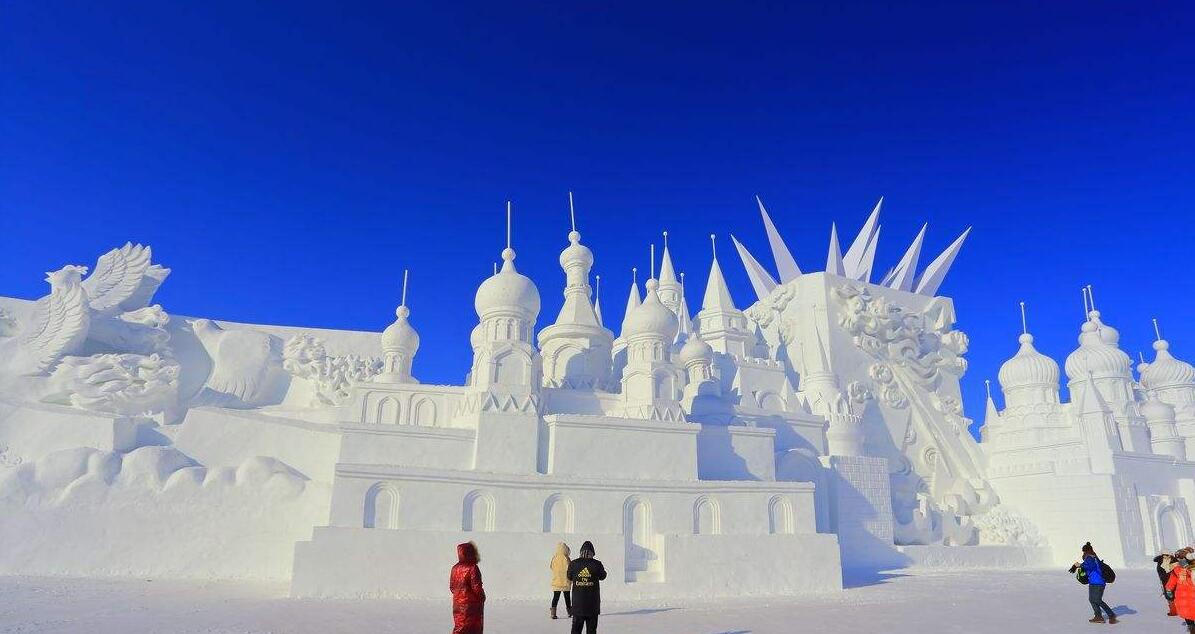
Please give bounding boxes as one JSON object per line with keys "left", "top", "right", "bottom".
{"left": 3, "top": 265, "right": 92, "bottom": 375}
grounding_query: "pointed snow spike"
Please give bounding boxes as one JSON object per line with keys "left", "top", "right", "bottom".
{"left": 843, "top": 197, "right": 882, "bottom": 279}
{"left": 620, "top": 278, "right": 641, "bottom": 332}
{"left": 659, "top": 243, "right": 678, "bottom": 285}
{"left": 914, "top": 227, "right": 972, "bottom": 297}
{"left": 702, "top": 256, "right": 738, "bottom": 313}
{"left": 854, "top": 224, "right": 881, "bottom": 282}
{"left": 826, "top": 223, "right": 845, "bottom": 276}
{"left": 878, "top": 267, "right": 898, "bottom": 287}
{"left": 730, "top": 235, "right": 778, "bottom": 301}
{"left": 888, "top": 223, "right": 928, "bottom": 292}
{"left": 756, "top": 195, "right": 801, "bottom": 282}
{"left": 984, "top": 392, "right": 1000, "bottom": 426}
{"left": 593, "top": 281, "right": 605, "bottom": 327}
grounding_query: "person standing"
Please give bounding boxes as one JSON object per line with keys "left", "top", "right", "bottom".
{"left": 1069, "top": 542, "right": 1117, "bottom": 624}
{"left": 1157, "top": 551, "right": 1180, "bottom": 617}
{"left": 550, "top": 542, "right": 573, "bottom": 619}
{"left": 1166, "top": 549, "right": 1195, "bottom": 633}
{"left": 567, "top": 540, "right": 607, "bottom": 634}
{"left": 449, "top": 541, "right": 485, "bottom": 634}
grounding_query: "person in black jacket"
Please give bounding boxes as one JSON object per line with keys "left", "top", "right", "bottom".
{"left": 566, "top": 540, "right": 607, "bottom": 634}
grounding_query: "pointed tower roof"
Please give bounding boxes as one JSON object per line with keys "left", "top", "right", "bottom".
{"left": 677, "top": 272, "right": 693, "bottom": 337}
{"left": 756, "top": 195, "right": 801, "bottom": 282}
{"left": 826, "top": 223, "right": 846, "bottom": 276}
{"left": 983, "top": 380, "right": 1000, "bottom": 426}
{"left": 620, "top": 268, "right": 641, "bottom": 334}
{"left": 730, "top": 234, "right": 778, "bottom": 301}
{"left": 701, "top": 235, "right": 737, "bottom": 313}
{"left": 914, "top": 227, "right": 971, "bottom": 296}
{"left": 1074, "top": 373, "right": 1112, "bottom": 416}
{"left": 888, "top": 224, "right": 927, "bottom": 292}
{"left": 843, "top": 198, "right": 882, "bottom": 280}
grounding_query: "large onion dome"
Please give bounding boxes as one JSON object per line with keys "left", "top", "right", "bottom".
{"left": 474, "top": 248, "right": 541, "bottom": 320}
{"left": 998, "top": 333, "right": 1059, "bottom": 392}
{"left": 1140, "top": 339, "right": 1195, "bottom": 390}
{"left": 1064, "top": 318, "right": 1132, "bottom": 381}
{"left": 623, "top": 279, "right": 679, "bottom": 340}
{"left": 677, "top": 332, "right": 714, "bottom": 365}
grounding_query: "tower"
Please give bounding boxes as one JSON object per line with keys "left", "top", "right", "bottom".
{"left": 1064, "top": 306, "right": 1149, "bottom": 453}
{"left": 620, "top": 248, "right": 686, "bottom": 422}
{"left": 1139, "top": 321, "right": 1195, "bottom": 456}
{"left": 538, "top": 194, "right": 615, "bottom": 389}
{"left": 376, "top": 270, "right": 419, "bottom": 384}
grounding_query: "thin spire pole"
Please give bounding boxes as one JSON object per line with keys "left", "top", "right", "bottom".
{"left": 650, "top": 244, "right": 656, "bottom": 280}
{"left": 505, "top": 200, "right": 512, "bottom": 250}
{"left": 1081, "top": 287, "right": 1090, "bottom": 319}
{"left": 1019, "top": 301, "right": 1027, "bottom": 335}
{"left": 1139, "top": 351, "right": 1146, "bottom": 364}
{"left": 1153, "top": 318, "right": 1162, "bottom": 341}
{"left": 1086, "top": 284, "right": 1097, "bottom": 311}
{"left": 663, "top": 230, "right": 669, "bottom": 251}
{"left": 401, "top": 269, "right": 409, "bottom": 307}
{"left": 595, "top": 274, "right": 601, "bottom": 299}
{"left": 568, "top": 191, "right": 576, "bottom": 232}
{"left": 493, "top": 262, "right": 498, "bottom": 275}
{"left": 984, "top": 379, "right": 992, "bottom": 399}
{"left": 632, "top": 267, "right": 637, "bottom": 285}
{"left": 710, "top": 233, "right": 717, "bottom": 259}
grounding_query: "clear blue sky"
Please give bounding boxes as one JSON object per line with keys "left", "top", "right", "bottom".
{"left": 2, "top": 2, "right": 1193, "bottom": 433}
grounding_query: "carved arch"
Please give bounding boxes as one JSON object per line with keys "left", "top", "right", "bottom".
{"left": 463, "top": 490, "right": 496, "bottom": 532}
{"left": 364, "top": 483, "right": 399, "bottom": 529}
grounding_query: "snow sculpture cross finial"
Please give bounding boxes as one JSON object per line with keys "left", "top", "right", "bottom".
{"left": 710, "top": 233, "right": 717, "bottom": 260}
{"left": 568, "top": 191, "right": 576, "bottom": 233}
{"left": 505, "top": 200, "right": 512, "bottom": 250}
{"left": 401, "top": 269, "right": 409, "bottom": 308}
{"left": 663, "top": 230, "right": 669, "bottom": 251}
{"left": 1019, "top": 301, "right": 1027, "bottom": 335}
{"left": 1086, "top": 284, "right": 1097, "bottom": 312}
{"left": 632, "top": 266, "right": 637, "bottom": 284}
{"left": 1081, "top": 287, "right": 1091, "bottom": 319}
{"left": 650, "top": 244, "right": 656, "bottom": 280}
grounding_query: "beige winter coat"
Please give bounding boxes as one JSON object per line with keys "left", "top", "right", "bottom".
{"left": 550, "top": 542, "right": 571, "bottom": 591}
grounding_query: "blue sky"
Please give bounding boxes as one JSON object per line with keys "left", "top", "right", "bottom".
{"left": 2, "top": 2, "right": 1193, "bottom": 432}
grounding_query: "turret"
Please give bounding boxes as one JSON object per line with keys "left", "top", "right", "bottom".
{"left": 377, "top": 270, "right": 419, "bottom": 383}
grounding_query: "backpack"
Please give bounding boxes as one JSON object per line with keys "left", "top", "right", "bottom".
{"left": 1099, "top": 560, "right": 1116, "bottom": 584}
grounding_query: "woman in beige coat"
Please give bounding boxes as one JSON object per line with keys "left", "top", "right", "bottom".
{"left": 549, "top": 542, "right": 572, "bottom": 619}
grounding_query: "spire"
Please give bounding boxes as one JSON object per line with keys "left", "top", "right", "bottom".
{"left": 702, "top": 234, "right": 737, "bottom": 312}
{"left": 826, "top": 223, "right": 845, "bottom": 276}
{"left": 730, "top": 234, "right": 778, "bottom": 301}
{"left": 843, "top": 198, "right": 882, "bottom": 280}
{"left": 400, "top": 269, "right": 409, "bottom": 308}
{"left": 657, "top": 231, "right": 682, "bottom": 314}
{"left": 1075, "top": 372, "right": 1112, "bottom": 416}
{"left": 499, "top": 200, "right": 518, "bottom": 272}
{"left": 984, "top": 379, "right": 1000, "bottom": 425}
{"left": 659, "top": 232, "right": 678, "bottom": 285}
{"left": 677, "top": 271, "right": 693, "bottom": 337}
{"left": 621, "top": 267, "right": 641, "bottom": 329}
{"left": 594, "top": 274, "right": 604, "bottom": 326}
{"left": 887, "top": 224, "right": 927, "bottom": 291}
{"left": 914, "top": 227, "right": 972, "bottom": 296}
{"left": 854, "top": 224, "right": 882, "bottom": 282}
{"left": 1020, "top": 301, "right": 1028, "bottom": 335}
{"left": 756, "top": 195, "right": 801, "bottom": 282}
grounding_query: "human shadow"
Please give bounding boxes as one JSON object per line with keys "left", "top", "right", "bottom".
{"left": 605, "top": 607, "right": 682, "bottom": 616}
{"left": 1110, "top": 605, "right": 1137, "bottom": 615}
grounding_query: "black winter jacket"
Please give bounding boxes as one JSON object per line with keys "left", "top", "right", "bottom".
{"left": 567, "top": 556, "right": 608, "bottom": 617}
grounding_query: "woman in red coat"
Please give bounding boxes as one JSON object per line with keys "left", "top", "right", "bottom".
{"left": 1165, "top": 549, "right": 1195, "bottom": 633}
{"left": 449, "top": 542, "right": 485, "bottom": 634}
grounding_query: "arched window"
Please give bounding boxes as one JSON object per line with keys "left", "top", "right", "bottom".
{"left": 769, "top": 495, "right": 794, "bottom": 535}
{"left": 543, "top": 493, "right": 575, "bottom": 533}
{"left": 693, "top": 497, "right": 720, "bottom": 535}
{"left": 364, "top": 483, "right": 399, "bottom": 529}
{"left": 463, "top": 490, "right": 495, "bottom": 532}
{"left": 376, "top": 396, "right": 401, "bottom": 424}
{"left": 412, "top": 398, "right": 437, "bottom": 426}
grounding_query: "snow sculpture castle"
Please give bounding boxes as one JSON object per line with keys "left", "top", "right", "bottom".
{"left": 1, "top": 195, "right": 1193, "bottom": 598}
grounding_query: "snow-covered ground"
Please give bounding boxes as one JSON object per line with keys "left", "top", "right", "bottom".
{"left": 0, "top": 569, "right": 1181, "bottom": 633}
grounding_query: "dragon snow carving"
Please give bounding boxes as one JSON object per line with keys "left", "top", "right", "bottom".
{"left": 831, "top": 283, "right": 997, "bottom": 545}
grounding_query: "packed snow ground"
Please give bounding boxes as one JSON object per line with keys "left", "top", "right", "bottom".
{"left": 0, "top": 568, "right": 1183, "bottom": 633}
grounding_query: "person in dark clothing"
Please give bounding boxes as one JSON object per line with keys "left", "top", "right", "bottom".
{"left": 1156, "top": 551, "right": 1180, "bottom": 617}
{"left": 1069, "top": 542, "right": 1116, "bottom": 624}
{"left": 566, "top": 540, "right": 607, "bottom": 634}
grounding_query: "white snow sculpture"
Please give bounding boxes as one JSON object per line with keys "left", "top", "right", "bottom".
{"left": 43, "top": 353, "right": 180, "bottom": 416}
{"left": 192, "top": 319, "right": 284, "bottom": 407}
{"left": 282, "top": 334, "right": 381, "bottom": 406}
{"left": 2, "top": 266, "right": 92, "bottom": 375}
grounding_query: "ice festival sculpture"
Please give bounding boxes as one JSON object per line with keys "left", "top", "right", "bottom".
{"left": 1, "top": 196, "right": 1193, "bottom": 598}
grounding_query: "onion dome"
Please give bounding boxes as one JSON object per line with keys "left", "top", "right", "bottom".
{"left": 677, "top": 332, "right": 714, "bottom": 365}
{"left": 1064, "top": 319, "right": 1132, "bottom": 381}
{"left": 1141, "top": 339, "right": 1195, "bottom": 390}
{"left": 998, "top": 333, "right": 1059, "bottom": 392}
{"left": 474, "top": 247, "right": 540, "bottom": 320}
{"left": 623, "top": 279, "right": 679, "bottom": 340}
{"left": 1141, "top": 393, "right": 1177, "bottom": 422}
{"left": 559, "top": 230, "right": 594, "bottom": 270}
{"left": 381, "top": 305, "right": 419, "bottom": 353}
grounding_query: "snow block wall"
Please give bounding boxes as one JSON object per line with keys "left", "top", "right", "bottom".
{"left": 0, "top": 447, "right": 329, "bottom": 580}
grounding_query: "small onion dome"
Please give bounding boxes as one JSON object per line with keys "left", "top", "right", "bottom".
{"left": 1064, "top": 320, "right": 1132, "bottom": 381}
{"left": 998, "top": 333, "right": 1059, "bottom": 392}
{"left": 381, "top": 305, "right": 420, "bottom": 353}
{"left": 1141, "top": 339, "right": 1195, "bottom": 390}
{"left": 677, "top": 333, "right": 714, "bottom": 365}
{"left": 1088, "top": 310, "right": 1121, "bottom": 346}
{"left": 474, "top": 248, "right": 541, "bottom": 320}
{"left": 623, "top": 279, "right": 679, "bottom": 340}
{"left": 559, "top": 230, "right": 594, "bottom": 270}
{"left": 1141, "top": 394, "right": 1177, "bottom": 422}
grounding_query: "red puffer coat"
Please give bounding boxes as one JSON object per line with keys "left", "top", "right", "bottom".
{"left": 450, "top": 542, "right": 485, "bottom": 634}
{"left": 1166, "top": 565, "right": 1195, "bottom": 620}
